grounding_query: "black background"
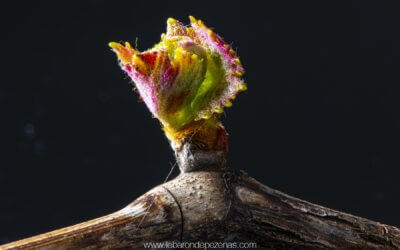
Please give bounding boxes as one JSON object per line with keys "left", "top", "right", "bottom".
{"left": 1, "top": 0, "right": 400, "bottom": 244}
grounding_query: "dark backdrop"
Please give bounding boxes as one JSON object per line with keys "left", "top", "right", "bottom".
{"left": 1, "top": 0, "right": 400, "bottom": 244}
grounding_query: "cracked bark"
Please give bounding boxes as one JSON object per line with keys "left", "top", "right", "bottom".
{"left": 2, "top": 141, "right": 400, "bottom": 249}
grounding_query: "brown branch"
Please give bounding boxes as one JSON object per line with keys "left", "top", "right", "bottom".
{"left": 2, "top": 141, "right": 400, "bottom": 249}
{"left": 2, "top": 170, "right": 400, "bottom": 249}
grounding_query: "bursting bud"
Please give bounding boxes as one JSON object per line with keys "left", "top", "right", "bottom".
{"left": 110, "top": 16, "right": 246, "bottom": 148}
